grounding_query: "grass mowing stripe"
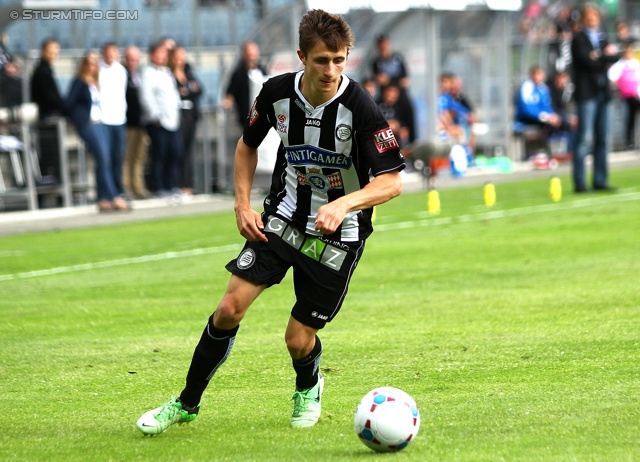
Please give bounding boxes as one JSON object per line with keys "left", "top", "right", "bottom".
{"left": 2, "top": 191, "right": 637, "bottom": 283}
{"left": 0, "top": 243, "right": 241, "bottom": 282}
{"left": 376, "top": 191, "right": 640, "bottom": 231}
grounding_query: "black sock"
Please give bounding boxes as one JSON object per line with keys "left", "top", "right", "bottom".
{"left": 292, "top": 335, "right": 322, "bottom": 390}
{"left": 179, "top": 314, "right": 239, "bottom": 408}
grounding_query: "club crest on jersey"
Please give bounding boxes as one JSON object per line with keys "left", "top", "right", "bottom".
{"left": 285, "top": 145, "right": 352, "bottom": 169}
{"left": 372, "top": 127, "right": 399, "bottom": 153}
{"left": 277, "top": 113, "right": 287, "bottom": 134}
{"left": 296, "top": 167, "right": 343, "bottom": 193}
{"left": 249, "top": 99, "right": 259, "bottom": 126}
{"left": 335, "top": 124, "right": 352, "bottom": 141}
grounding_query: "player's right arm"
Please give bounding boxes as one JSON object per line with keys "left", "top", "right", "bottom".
{"left": 233, "top": 137, "right": 267, "bottom": 242}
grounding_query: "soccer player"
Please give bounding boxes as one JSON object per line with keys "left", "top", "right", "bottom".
{"left": 136, "top": 8, "right": 405, "bottom": 435}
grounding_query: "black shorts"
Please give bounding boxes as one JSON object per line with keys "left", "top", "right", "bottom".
{"left": 225, "top": 214, "right": 365, "bottom": 329}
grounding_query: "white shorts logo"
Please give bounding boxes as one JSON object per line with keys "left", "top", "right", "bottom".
{"left": 237, "top": 249, "right": 256, "bottom": 269}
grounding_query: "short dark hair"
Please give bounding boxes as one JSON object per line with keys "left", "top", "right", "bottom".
{"left": 298, "top": 9, "right": 354, "bottom": 56}
{"left": 148, "top": 40, "right": 165, "bottom": 55}
{"left": 102, "top": 42, "right": 118, "bottom": 52}
{"left": 40, "top": 38, "right": 58, "bottom": 51}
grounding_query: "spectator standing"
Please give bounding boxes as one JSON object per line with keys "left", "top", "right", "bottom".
{"left": 140, "top": 41, "right": 183, "bottom": 198}
{"left": 0, "top": 33, "right": 11, "bottom": 68}
{"left": 371, "top": 34, "right": 415, "bottom": 142}
{"left": 64, "top": 53, "right": 129, "bottom": 212}
{"left": 222, "top": 41, "right": 267, "bottom": 127}
{"left": 170, "top": 47, "right": 203, "bottom": 196}
{"left": 548, "top": 5, "right": 574, "bottom": 75}
{"left": 99, "top": 43, "right": 128, "bottom": 200}
{"left": 123, "top": 46, "right": 151, "bottom": 199}
{"left": 136, "top": 9, "right": 404, "bottom": 436}
{"left": 0, "top": 61, "right": 22, "bottom": 108}
{"left": 607, "top": 43, "right": 640, "bottom": 149}
{"left": 30, "top": 39, "right": 64, "bottom": 184}
{"left": 615, "top": 20, "right": 634, "bottom": 47}
{"left": 571, "top": 3, "right": 621, "bottom": 193}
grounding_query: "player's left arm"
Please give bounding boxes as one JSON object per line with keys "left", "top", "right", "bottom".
{"left": 314, "top": 171, "right": 402, "bottom": 234}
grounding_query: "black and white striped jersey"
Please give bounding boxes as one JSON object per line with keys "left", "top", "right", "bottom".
{"left": 243, "top": 71, "right": 405, "bottom": 243}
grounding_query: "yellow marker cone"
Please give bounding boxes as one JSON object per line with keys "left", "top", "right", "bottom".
{"left": 550, "top": 176, "right": 562, "bottom": 202}
{"left": 372, "top": 206, "right": 377, "bottom": 222}
{"left": 427, "top": 189, "right": 440, "bottom": 215}
{"left": 483, "top": 182, "right": 496, "bottom": 207}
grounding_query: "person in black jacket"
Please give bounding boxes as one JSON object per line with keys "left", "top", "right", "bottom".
{"left": 570, "top": 3, "right": 621, "bottom": 192}
{"left": 0, "top": 61, "right": 22, "bottom": 108}
{"left": 123, "top": 46, "right": 151, "bottom": 199}
{"left": 170, "top": 46, "right": 202, "bottom": 196}
{"left": 222, "top": 41, "right": 267, "bottom": 127}
{"left": 64, "top": 52, "right": 129, "bottom": 212}
{"left": 30, "top": 39, "right": 64, "bottom": 183}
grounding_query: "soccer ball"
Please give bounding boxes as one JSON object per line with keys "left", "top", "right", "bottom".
{"left": 354, "top": 387, "right": 420, "bottom": 452}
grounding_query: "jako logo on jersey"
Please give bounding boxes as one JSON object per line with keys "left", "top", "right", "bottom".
{"left": 277, "top": 113, "right": 287, "bottom": 134}
{"left": 285, "top": 145, "right": 353, "bottom": 169}
{"left": 335, "top": 124, "right": 352, "bottom": 141}
{"left": 306, "top": 118, "right": 321, "bottom": 127}
{"left": 372, "top": 127, "right": 399, "bottom": 153}
{"left": 311, "top": 311, "right": 329, "bottom": 320}
{"left": 249, "top": 99, "right": 259, "bottom": 126}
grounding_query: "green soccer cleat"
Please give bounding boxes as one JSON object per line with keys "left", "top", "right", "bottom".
{"left": 290, "top": 374, "right": 324, "bottom": 428}
{"left": 136, "top": 397, "right": 199, "bottom": 436}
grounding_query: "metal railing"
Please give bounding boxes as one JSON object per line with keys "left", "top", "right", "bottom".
{"left": 0, "top": 103, "right": 247, "bottom": 212}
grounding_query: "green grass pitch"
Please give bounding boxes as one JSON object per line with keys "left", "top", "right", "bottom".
{"left": 1, "top": 167, "right": 639, "bottom": 461}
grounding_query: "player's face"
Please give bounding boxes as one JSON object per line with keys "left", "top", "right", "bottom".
{"left": 298, "top": 41, "right": 348, "bottom": 104}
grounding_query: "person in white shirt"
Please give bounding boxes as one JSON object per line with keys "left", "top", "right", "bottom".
{"left": 139, "top": 40, "right": 183, "bottom": 198}
{"left": 99, "top": 43, "right": 128, "bottom": 198}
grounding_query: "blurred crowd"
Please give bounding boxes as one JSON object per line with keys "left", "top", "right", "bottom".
{"left": 0, "top": 2, "right": 637, "bottom": 210}
{"left": 1, "top": 36, "right": 203, "bottom": 211}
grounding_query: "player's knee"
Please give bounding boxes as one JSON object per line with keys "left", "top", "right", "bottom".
{"left": 285, "top": 334, "right": 314, "bottom": 359}
{"left": 214, "top": 296, "right": 245, "bottom": 326}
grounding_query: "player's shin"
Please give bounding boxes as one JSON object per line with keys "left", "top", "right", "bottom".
{"left": 291, "top": 335, "right": 322, "bottom": 390}
{"left": 179, "top": 313, "right": 239, "bottom": 407}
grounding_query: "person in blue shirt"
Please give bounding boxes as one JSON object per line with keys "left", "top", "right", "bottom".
{"left": 515, "top": 65, "right": 562, "bottom": 129}
{"left": 437, "top": 72, "right": 472, "bottom": 143}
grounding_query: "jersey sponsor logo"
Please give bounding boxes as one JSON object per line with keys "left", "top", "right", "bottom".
{"left": 249, "top": 99, "right": 259, "bottom": 126}
{"left": 285, "top": 145, "right": 353, "bottom": 169}
{"left": 372, "top": 127, "right": 399, "bottom": 153}
{"left": 311, "top": 311, "right": 329, "bottom": 321}
{"left": 296, "top": 168, "right": 343, "bottom": 193}
{"left": 295, "top": 98, "right": 313, "bottom": 116}
{"left": 319, "top": 237, "right": 350, "bottom": 250}
{"left": 300, "top": 237, "right": 326, "bottom": 261}
{"left": 264, "top": 215, "right": 348, "bottom": 270}
{"left": 320, "top": 245, "right": 347, "bottom": 270}
{"left": 277, "top": 113, "right": 287, "bottom": 134}
{"left": 236, "top": 248, "right": 256, "bottom": 269}
{"left": 335, "top": 124, "right": 352, "bottom": 141}
{"left": 306, "top": 118, "right": 321, "bottom": 127}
